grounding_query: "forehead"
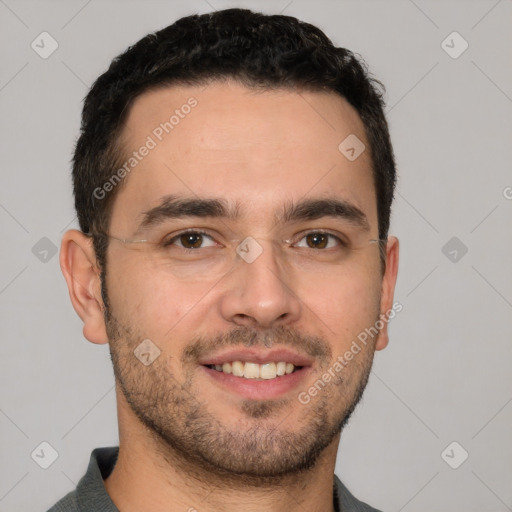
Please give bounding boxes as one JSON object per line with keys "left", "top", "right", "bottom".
{"left": 110, "top": 80, "right": 377, "bottom": 233}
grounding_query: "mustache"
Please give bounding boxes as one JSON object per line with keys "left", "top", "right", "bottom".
{"left": 181, "top": 325, "right": 332, "bottom": 365}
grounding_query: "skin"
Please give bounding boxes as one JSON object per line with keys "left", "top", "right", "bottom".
{"left": 60, "top": 80, "right": 399, "bottom": 512}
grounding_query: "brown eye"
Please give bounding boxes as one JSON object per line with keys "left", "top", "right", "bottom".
{"left": 306, "top": 233, "right": 329, "bottom": 249}
{"left": 293, "top": 232, "right": 342, "bottom": 250}
{"left": 180, "top": 232, "right": 204, "bottom": 248}
{"left": 163, "top": 231, "right": 217, "bottom": 249}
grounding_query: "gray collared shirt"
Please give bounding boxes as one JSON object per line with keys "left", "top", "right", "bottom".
{"left": 48, "top": 447, "right": 382, "bottom": 512}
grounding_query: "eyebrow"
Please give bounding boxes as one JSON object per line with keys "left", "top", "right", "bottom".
{"left": 136, "top": 194, "right": 370, "bottom": 233}
{"left": 280, "top": 197, "right": 370, "bottom": 231}
{"left": 136, "top": 195, "right": 240, "bottom": 232}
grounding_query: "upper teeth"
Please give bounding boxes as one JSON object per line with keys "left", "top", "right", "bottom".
{"left": 212, "top": 361, "right": 296, "bottom": 380}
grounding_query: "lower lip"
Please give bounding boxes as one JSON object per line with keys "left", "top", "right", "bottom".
{"left": 201, "top": 365, "right": 311, "bottom": 400}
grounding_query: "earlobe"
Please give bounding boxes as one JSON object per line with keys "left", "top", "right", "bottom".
{"left": 375, "top": 236, "right": 399, "bottom": 351}
{"left": 60, "top": 229, "right": 109, "bottom": 345}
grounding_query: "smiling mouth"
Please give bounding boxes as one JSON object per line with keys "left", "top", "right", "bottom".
{"left": 204, "top": 361, "right": 303, "bottom": 380}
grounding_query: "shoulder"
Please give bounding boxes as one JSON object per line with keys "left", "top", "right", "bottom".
{"left": 334, "top": 474, "right": 383, "bottom": 512}
{"left": 46, "top": 447, "right": 119, "bottom": 512}
{"left": 46, "top": 490, "right": 79, "bottom": 512}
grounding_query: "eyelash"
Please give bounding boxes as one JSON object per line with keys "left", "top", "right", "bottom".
{"left": 162, "top": 230, "right": 347, "bottom": 249}
{"left": 162, "top": 230, "right": 216, "bottom": 249}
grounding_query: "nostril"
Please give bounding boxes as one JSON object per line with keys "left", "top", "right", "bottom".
{"left": 231, "top": 313, "right": 258, "bottom": 327}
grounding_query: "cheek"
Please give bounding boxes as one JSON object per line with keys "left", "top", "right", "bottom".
{"left": 298, "top": 265, "right": 381, "bottom": 339}
{"left": 106, "top": 246, "right": 382, "bottom": 345}
{"left": 107, "top": 256, "right": 212, "bottom": 339}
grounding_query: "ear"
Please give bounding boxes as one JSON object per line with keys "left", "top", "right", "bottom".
{"left": 60, "top": 229, "right": 109, "bottom": 345}
{"left": 375, "top": 236, "right": 399, "bottom": 351}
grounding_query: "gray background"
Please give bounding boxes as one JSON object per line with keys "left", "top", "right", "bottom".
{"left": 1, "top": 0, "right": 511, "bottom": 510}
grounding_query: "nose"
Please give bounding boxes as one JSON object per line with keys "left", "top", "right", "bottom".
{"left": 219, "top": 239, "right": 302, "bottom": 329}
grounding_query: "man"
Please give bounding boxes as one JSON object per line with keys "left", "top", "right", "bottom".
{"left": 52, "top": 8, "right": 399, "bottom": 512}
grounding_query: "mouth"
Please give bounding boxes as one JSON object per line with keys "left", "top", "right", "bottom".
{"left": 205, "top": 361, "right": 302, "bottom": 380}
{"left": 199, "top": 348, "right": 313, "bottom": 400}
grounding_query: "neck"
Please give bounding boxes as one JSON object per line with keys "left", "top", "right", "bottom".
{"left": 105, "top": 390, "right": 339, "bottom": 512}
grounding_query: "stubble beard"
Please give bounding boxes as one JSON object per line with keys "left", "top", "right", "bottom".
{"left": 102, "top": 282, "right": 377, "bottom": 485}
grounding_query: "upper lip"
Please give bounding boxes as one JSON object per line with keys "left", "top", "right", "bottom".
{"left": 198, "top": 348, "right": 314, "bottom": 367}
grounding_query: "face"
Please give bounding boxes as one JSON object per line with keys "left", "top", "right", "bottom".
{"left": 100, "top": 81, "right": 397, "bottom": 479}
